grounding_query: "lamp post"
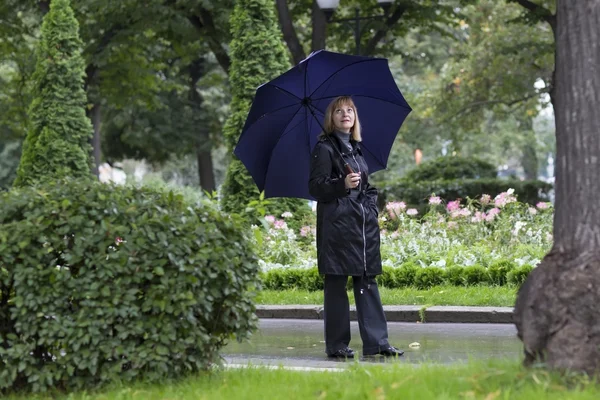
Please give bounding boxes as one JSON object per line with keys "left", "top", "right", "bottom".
{"left": 316, "top": 0, "right": 393, "bottom": 56}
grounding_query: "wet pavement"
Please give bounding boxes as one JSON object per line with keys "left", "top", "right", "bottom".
{"left": 222, "top": 319, "right": 522, "bottom": 369}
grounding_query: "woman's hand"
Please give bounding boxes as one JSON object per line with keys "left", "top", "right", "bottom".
{"left": 344, "top": 173, "right": 361, "bottom": 189}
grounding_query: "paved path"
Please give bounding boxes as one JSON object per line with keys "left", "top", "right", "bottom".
{"left": 222, "top": 319, "right": 522, "bottom": 370}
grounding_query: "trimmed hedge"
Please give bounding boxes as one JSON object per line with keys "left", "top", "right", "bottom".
{"left": 404, "top": 156, "right": 497, "bottom": 182}
{"left": 378, "top": 178, "right": 553, "bottom": 209}
{"left": 0, "top": 181, "right": 259, "bottom": 393}
{"left": 261, "top": 263, "right": 535, "bottom": 291}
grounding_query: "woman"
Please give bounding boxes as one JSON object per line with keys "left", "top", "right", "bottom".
{"left": 309, "top": 96, "right": 403, "bottom": 359}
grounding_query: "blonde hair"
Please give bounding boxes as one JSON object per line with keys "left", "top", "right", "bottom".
{"left": 322, "top": 96, "right": 362, "bottom": 142}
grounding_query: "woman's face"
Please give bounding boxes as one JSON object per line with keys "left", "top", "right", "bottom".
{"left": 332, "top": 103, "right": 355, "bottom": 133}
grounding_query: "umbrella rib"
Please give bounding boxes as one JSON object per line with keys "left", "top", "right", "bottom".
{"left": 310, "top": 94, "right": 412, "bottom": 111}
{"left": 307, "top": 58, "right": 384, "bottom": 98}
{"left": 236, "top": 102, "right": 303, "bottom": 144}
{"left": 266, "top": 83, "right": 302, "bottom": 101}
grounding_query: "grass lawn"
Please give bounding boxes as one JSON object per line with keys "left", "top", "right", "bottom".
{"left": 256, "top": 285, "right": 518, "bottom": 307}
{"left": 8, "top": 361, "right": 598, "bottom": 400}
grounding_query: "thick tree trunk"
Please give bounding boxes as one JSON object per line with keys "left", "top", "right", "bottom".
{"left": 513, "top": 0, "right": 600, "bottom": 375}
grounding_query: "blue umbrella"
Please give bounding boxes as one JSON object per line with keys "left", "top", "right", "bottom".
{"left": 234, "top": 49, "right": 412, "bottom": 200}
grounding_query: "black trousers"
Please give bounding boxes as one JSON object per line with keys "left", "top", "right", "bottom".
{"left": 323, "top": 274, "right": 390, "bottom": 356}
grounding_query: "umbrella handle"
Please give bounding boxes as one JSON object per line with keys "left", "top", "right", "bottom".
{"left": 344, "top": 163, "right": 355, "bottom": 175}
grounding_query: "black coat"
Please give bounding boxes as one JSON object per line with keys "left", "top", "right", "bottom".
{"left": 308, "top": 134, "right": 382, "bottom": 276}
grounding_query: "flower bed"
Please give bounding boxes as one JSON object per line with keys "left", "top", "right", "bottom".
{"left": 251, "top": 190, "right": 553, "bottom": 289}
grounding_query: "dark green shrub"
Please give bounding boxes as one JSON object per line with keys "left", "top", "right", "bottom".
{"left": 414, "top": 267, "right": 445, "bottom": 289}
{"left": 507, "top": 264, "right": 534, "bottom": 286}
{"left": 404, "top": 156, "right": 497, "bottom": 182}
{"left": 0, "top": 181, "right": 259, "bottom": 392}
{"left": 14, "top": 0, "right": 93, "bottom": 188}
{"left": 262, "top": 268, "right": 323, "bottom": 291}
{"left": 379, "top": 178, "right": 553, "bottom": 208}
{"left": 394, "top": 262, "right": 419, "bottom": 287}
{"left": 377, "top": 267, "right": 396, "bottom": 288}
{"left": 462, "top": 265, "right": 489, "bottom": 285}
{"left": 487, "top": 260, "right": 517, "bottom": 285}
{"left": 220, "top": 0, "right": 308, "bottom": 221}
{"left": 445, "top": 266, "right": 466, "bottom": 286}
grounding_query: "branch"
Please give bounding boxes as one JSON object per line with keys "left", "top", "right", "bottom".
{"left": 449, "top": 91, "right": 547, "bottom": 121}
{"left": 188, "top": 9, "right": 231, "bottom": 75}
{"left": 508, "top": 0, "right": 556, "bottom": 32}
{"left": 84, "top": 26, "right": 122, "bottom": 90}
{"left": 363, "top": 4, "right": 408, "bottom": 56}
{"left": 275, "top": 0, "right": 306, "bottom": 65}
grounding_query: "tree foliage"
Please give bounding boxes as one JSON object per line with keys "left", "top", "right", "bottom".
{"left": 220, "top": 0, "right": 309, "bottom": 220}
{"left": 14, "top": 0, "right": 93, "bottom": 187}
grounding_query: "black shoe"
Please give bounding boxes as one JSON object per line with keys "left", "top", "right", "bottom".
{"left": 327, "top": 347, "right": 355, "bottom": 358}
{"left": 378, "top": 346, "right": 404, "bottom": 357}
{"left": 364, "top": 346, "right": 404, "bottom": 357}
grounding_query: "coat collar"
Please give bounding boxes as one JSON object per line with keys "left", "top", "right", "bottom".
{"left": 322, "top": 133, "right": 361, "bottom": 155}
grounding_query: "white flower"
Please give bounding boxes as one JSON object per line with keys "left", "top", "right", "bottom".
{"left": 507, "top": 188, "right": 515, "bottom": 195}
{"left": 281, "top": 212, "right": 293, "bottom": 218}
{"left": 406, "top": 208, "right": 418, "bottom": 216}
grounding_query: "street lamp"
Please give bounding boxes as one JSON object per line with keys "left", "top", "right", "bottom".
{"left": 316, "top": 0, "right": 393, "bottom": 55}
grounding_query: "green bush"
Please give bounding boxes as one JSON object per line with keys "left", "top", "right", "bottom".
{"left": 487, "top": 260, "right": 517, "bottom": 285}
{"left": 461, "top": 265, "right": 489, "bottom": 285}
{"left": 507, "top": 264, "right": 535, "bottom": 286}
{"left": 414, "top": 267, "right": 445, "bottom": 289}
{"left": 0, "top": 181, "right": 259, "bottom": 393}
{"left": 379, "top": 178, "right": 553, "bottom": 209}
{"left": 445, "top": 266, "right": 467, "bottom": 286}
{"left": 404, "top": 156, "right": 497, "bottom": 182}
{"left": 259, "top": 262, "right": 535, "bottom": 291}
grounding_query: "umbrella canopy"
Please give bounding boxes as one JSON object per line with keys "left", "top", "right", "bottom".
{"left": 234, "top": 49, "right": 412, "bottom": 200}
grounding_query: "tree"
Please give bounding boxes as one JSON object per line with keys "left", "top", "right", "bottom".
{"left": 275, "top": 0, "right": 477, "bottom": 63}
{"left": 220, "top": 0, "right": 309, "bottom": 219}
{"left": 14, "top": 0, "right": 93, "bottom": 187}
{"left": 513, "top": 0, "right": 600, "bottom": 374}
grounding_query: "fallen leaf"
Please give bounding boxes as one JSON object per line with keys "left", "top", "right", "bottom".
{"left": 408, "top": 342, "right": 421, "bottom": 348}
{"left": 484, "top": 390, "right": 501, "bottom": 400}
{"left": 286, "top": 347, "right": 294, "bottom": 350}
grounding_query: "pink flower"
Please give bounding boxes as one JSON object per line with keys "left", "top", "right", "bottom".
{"left": 528, "top": 207, "right": 538, "bottom": 215}
{"left": 485, "top": 207, "right": 501, "bottom": 222}
{"left": 447, "top": 221, "right": 458, "bottom": 229}
{"left": 536, "top": 202, "right": 550, "bottom": 210}
{"left": 447, "top": 200, "right": 461, "bottom": 212}
{"left": 265, "top": 215, "right": 275, "bottom": 224}
{"left": 386, "top": 201, "right": 406, "bottom": 219}
{"left": 300, "top": 226, "right": 310, "bottom": 237}
{"left": 115, "top": 237, "right": 124, "bottom": 245}
{"left": 406, "top": 208, "right": 418, "bottom": 216}
{"left": 273, "top": 220, "right": 287, "bottom": 229}
{"left": 480, "top": 194, "right": 491, "bottom": 205}
{"left": 428, "top": 196, "right": 442, "bottom": 205}
{"left": 471, "top": 211, "right": 485, "bottom": 223}
{"left": 494, "top": 191, "right": 516, "bottom": 208}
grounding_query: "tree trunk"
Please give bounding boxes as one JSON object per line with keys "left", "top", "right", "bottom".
{"left": 275, "top": 0, "right": 306, "bottom": 65}
{"left": 513, "top": 0, "right": 600, "bottom": 375}
{"left": 195, "top": 145, "right": 216, "bottom": 193}
{"left": 311, "top": 0, "right": 326, "bottom": 53}
{"left": 520, "top": 119, "right": 538, "bottom": 181}
{"left": 90, "top": 103, "right": 102, "bottom": 178}
{"left": 188, "top": 59, "right": 216, "bottom": 192}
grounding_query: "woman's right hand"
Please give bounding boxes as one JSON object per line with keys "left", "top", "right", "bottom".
{"left": 345, "top": 173, "right": 361, "bottom": 189}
